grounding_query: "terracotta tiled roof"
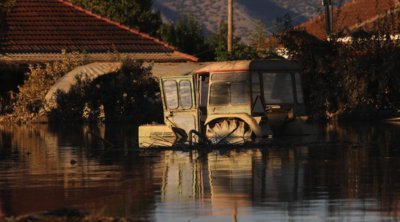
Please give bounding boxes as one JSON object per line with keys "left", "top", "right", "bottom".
{"left": 298, "top": 0, "right": 400, "bottom": 40}
{"left": 0, "top": 0, "right": 198, "bottom": 62}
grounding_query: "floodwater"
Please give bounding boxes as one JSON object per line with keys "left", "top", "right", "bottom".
{"left": 1, "top": 123, "right": 400, "bottom": 221}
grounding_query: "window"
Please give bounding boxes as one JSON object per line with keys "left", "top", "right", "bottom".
{"left": 163, "top": 80, "right": 179, "bottom": 109}
{"left": 262, "top": 72, "right": 294, "bottom": 104}
{"left": 209, "top": 81, "right": 249, "bottom": 106}
{"left": 209, "top": 72, "right": 250, "bottom": 106}
{"left": 210, "top": 82, "right": 229, "bottom": 105}
{"left": 231, "top": 82, "right": 249, "bottom": 105}
{"left": 251, "top": 72, "right": 261, "bottom": 104}
{"left": 295, "top": 73, "right": 304, "bottom": 104}
{"left": 179, "top": 80, "right": 193, "bottom": 109}
{"left": 200, "top": 75, "right": 209, "bottom": 108}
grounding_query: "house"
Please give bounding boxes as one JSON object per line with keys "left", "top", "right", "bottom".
{"left": 0, "top": 0, "right": 198, "bottom": 101}
{"left": 0, "top": 0, "right": 198, "bottom": 63}
{"left": 298, "top": 0, "right": 400, "bottom": 40}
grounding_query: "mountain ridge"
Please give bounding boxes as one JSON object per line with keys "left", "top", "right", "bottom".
{"left": 154, "top": 0, "right": 349, "bottom": 41}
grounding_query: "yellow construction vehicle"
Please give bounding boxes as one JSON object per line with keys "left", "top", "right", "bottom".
{"left": 139, "top": 60, "right": 308, "bottom": 148}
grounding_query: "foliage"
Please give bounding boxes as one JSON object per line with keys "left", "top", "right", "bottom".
{"left": 160, "top": 17, "right": 263, "bottom": 61}
{"left": 0, "top": 0, "right": 15, "bottom": 38}
{"left": 0, "top": 0, "right": 14, "bottom": 9}
{"left": 70, "top": 0, "right": 162, "bottom": 37}
{"left": 279, "top": 31, "right": 336, "bottom": 120}
{"left": 49, "top": 60, "right": 162, "bottom": 123}
{"left": 279, "top": 24, "right": 400, "bottom": 121}
{"left": 1, "top": 52, "right": 87, "bottom": 122}
{"left": 0, "top": 0, "right": 15, "bottom": 11}
{"left": 208, "top": 22, "right": 258, "bottom": 61}
{"left": 159, "top": 16, "right": 259, "bottom": 61}
{"left": 248, "top": 20, "right": 268, "bottom": 58}
{"left": 248, "top": 18, "right": 295, "bottom": 59}
{"left": 159, "top": 15, "right": 212, "bottom": 61}
{"left": 248, "top": 20, "right": 283, "bottom": 59}
{"left": 67, "top": 0, "right": 267, "bottom": 62}
{"left": 0, "top": 0, "right": 15, "bottom": 17}
{"left": 272, "top": 13, "right": 294, "bottom": 34}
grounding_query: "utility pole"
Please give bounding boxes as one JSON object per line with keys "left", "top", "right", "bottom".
{"left": 323, "top": 0, "right": 333, "bottom": 35}
{"left": 228, "top": 0, "right": 233, "bottom": 54}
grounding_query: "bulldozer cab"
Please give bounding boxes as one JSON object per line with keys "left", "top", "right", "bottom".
{"left": 159, "top": 75, "right": 200, "bottom": 142}
{"left": 250, "top": 69, "right": 305, "bottom": 130}
{"left": 139, "top": 60, "right": 307, "bottom": 148}
{"left": 195, "top": 60, "right": 305, "bottom": 140}
{"left": 194, "top": 60, "right": 304, "bottom": 115}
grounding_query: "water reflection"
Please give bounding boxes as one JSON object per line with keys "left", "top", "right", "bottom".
{"left": 0, "top": 123, "right": 400, "bottom": 221}
{"left": 0, "top": 124, "right": 156, "bottom": 220}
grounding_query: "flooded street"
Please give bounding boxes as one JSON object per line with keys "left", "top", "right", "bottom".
{"left": 1, "top": 123, "right": 400, "bottom": 221}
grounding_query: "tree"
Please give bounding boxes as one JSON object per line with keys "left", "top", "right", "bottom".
{"left": 0, "top": 0, "right": 14, "bottom": 17}
{"left": 0, "top": 0, "right": 15, "bottom": 38}
{"left": 278, "top": 25, "right": 400, "bottom": 121}
{"left": 71, "top": 0, "right": 162, "bottom": 36}
{"left": 248, "top": 20, "right": 272, "bottom": 59}
{"left": 51, "top": 60, "right": 161, "bottom": 123}
{"left": 208, "top": 21, "right": 258, "bottom": 61}
{"left": 273, "top": 13, "right": 293, "bottom": 34}
{"left": 159, "top": 15, "right": 212, "bottom": 61}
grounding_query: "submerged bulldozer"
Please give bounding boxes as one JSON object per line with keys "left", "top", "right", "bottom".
{"left": 139, "top": 60, "right": 309, "bottom": 148}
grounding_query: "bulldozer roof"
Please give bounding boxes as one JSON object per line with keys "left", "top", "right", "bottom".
{"left": 144, "top": 59, "right": 302, "bottom": 78}
{"left": 193, "top": 60, "right": 301, "bottom": 74}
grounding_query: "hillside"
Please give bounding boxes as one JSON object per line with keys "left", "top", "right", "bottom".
{"left": 154, "top": 0, "right": 349, "bottom": 41}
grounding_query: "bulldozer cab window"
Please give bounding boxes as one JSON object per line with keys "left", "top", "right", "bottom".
{"left": 163, "top": 80, "right": 179, "bottom": 109}
{"left": 200, "top": 75, "right": 209, "bottom": 108}
{"left": 262, "top": 72, "right": 294, "bottom": 104}
{"left": 251, "top": 72, "right": 261, "bottom": 103}
{"left": 295, "top": 73, "right": 304, "bottom": 104}
{"left": 210, "top": 82, "right": 229, "bottom": 105}
{"left": 179, "top": 80, "right": 193, "bottom": 109}
{"left": 209, "top": 72, "right": 250, "bottom": 106}
{"left": 231, "top": 82, "right": 249, "bottom": 105}
{"left": 163, "top": 79, "right": 194, "bottom": 110}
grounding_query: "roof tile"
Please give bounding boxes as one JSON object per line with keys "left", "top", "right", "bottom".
{"left": 298, "top": 0, "right": 400, "bottom": 39}
{"left": 0, "top": 0, "right": 198, "bottom": 62}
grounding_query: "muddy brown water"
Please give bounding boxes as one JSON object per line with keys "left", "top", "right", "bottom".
{"left": 1, "top": 123, "right": 400, "bottom": 221}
